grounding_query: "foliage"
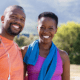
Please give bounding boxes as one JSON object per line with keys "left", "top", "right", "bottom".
{"left": 73, "top": 32, "right": 80, "bottom": 64}
{"left": 52, "top": 22, "right": 80, "bottom": 64}
{"left": 73, "top": 32, "right": 80, "bottom": 53}
{"left": 14, "top": 34, "right": 39, "bottom": 47}
{"left": 14, "top": 21, "right": 80, "bottom": 64}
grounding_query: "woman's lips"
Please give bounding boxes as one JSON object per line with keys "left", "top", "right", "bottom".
{"left": 43, "top": 36, "right": 49, "bottom": 38}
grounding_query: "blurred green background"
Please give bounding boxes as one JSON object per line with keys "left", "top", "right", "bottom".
{"left": 14, "top": 21, "right": 80, "bottom": 64}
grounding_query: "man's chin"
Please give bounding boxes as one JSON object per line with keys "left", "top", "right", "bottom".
{"left": 8, "top": 31, "right": 20, "bottom": 36}
{"left": 7, "top": 25, "right": 21, "bottom": 36}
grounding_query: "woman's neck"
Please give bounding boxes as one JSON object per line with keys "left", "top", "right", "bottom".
{"left": 39, "top": 41, "right": 52, "bottom": 50}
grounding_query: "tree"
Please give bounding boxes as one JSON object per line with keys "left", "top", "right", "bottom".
{"left": 14, "top": 34, "right": 39, "bottom": 47}
{"left": 52, "top": 22, "right": 80, "bottom": 64}
{"left": 73, "top": 32, "right": 80, "bottom": 64}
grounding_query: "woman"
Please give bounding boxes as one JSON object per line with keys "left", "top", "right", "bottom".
{"left": 22, "top": 12, "right": 70, "bottom": 80}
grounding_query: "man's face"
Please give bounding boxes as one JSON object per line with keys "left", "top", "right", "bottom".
{"left": 1, "top": 7, "right": 26, "bottom": 36}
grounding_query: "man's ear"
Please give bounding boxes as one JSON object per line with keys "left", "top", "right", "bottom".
{"left": 37, "top": 26, "right": 38, "bottom": 33}
{"left": 1, "top": 15, "right": 4, "bottom": 23}
{"left": 37, "top": 26, "right": 39, "bottom": 34}
{"left": 37, "top": 26, "right": 38, "bottom": 30}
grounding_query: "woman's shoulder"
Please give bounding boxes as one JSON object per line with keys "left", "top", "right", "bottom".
{"left": 58, "top": 49, "right": 70, "bottom": 65}
{"left": 21, "top": 46, "right": 28, "bottom": 58}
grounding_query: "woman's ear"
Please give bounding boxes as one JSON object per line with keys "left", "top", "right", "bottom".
{"left": 1, "top": 15, "right": 4, "bottom": 23}
{"left": 54, "top": 28, "right": 58, "bottom": 34}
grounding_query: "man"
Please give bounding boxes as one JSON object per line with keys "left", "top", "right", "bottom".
{"left": 0, "top": 5, "right": 26, "bottom": 80}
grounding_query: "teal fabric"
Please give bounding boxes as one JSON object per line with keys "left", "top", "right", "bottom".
{"left": 23, "top": 40, "right": 57, "bottom": 80}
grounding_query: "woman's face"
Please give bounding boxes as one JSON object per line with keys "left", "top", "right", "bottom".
{"left": 37, "top": 17, "right": 57, "bottom": 44}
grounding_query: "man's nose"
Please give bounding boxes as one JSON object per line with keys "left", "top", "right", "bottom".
{"left": 15, "top": 18, "right": 21, "bottom": 24}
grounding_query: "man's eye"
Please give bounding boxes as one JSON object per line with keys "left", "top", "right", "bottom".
{"left": 41, "top": 27, "right": 44, "bottom": 29}
{"left": 40, "top": 27, "right": 45, "bottom": 30}
{"left": 11, "top": 16, "right": 17, "bottom": 19}
{"left": 20, "top": 19, "right": 24, "bottom": 21}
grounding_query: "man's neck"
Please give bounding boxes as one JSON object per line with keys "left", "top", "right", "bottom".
{"left": 0, "top": 30, "right": 14, "bottom": 40}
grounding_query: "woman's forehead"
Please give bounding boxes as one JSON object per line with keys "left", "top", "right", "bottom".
{"left": 38, "top": 17, "right": 56, "bottom": 24}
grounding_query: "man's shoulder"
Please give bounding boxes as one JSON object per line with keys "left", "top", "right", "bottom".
{"left": 14, "top": 42, "right": 19, "bottom": 47}
{"left": 14, "top": 41, "right": 18, "bottom": 45}
{"left": 13, "top": 42, "right": 21, "bottom": 50}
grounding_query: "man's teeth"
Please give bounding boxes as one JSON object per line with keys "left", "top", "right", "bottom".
{"left": 43, "top": 36, "right": 49, "bottom": 38}
{"left": 13, "top": 25, "right": 19, "bottom": 29}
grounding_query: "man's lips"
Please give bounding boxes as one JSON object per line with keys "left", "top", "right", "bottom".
{"left": 12, "top": 25, "right": 19, "bottom": 29}
{"left": 10, "top": 23, "right": 22, "bottom": 30}
{"left": 10, "top": 24, "right": 21, "bottom": 32}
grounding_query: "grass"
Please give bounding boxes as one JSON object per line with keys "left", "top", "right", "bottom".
{"left": 70, "top": 64, "right": 80, "bottom": 80}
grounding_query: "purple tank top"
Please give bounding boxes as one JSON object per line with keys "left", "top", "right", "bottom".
{"left": 24, "top": 49, "right": 63, "bottom": 80}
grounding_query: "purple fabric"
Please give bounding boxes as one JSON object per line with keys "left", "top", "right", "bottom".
{"left": 26, "top": 49, "right": 63, "bottom": 80}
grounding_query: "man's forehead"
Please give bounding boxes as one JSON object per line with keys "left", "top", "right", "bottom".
{"left": 4, "top": 6, "right": 16, "bottom": 14}
{"left": 4, "top": 6, "right": 25, "bottom": 15}
{"left": 4, "top": 6, "right": 26, "bottom": 18}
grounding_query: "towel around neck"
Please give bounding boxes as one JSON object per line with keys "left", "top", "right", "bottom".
{"left": 23, "top": 40, "right": 57, "bottom": 80}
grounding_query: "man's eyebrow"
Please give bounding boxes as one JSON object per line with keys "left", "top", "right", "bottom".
{"left": 10, "top": 14, "right": 17, "bottom": 16}
{"left": 11, "top": 13, "right": 25, "bottom": 19}
{"left": 41, "top": 25, "right": 45, "bottom": 27}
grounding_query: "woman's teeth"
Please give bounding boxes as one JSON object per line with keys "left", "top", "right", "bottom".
{"left": 43, "top": 36, "right": 49, "bottom": 38}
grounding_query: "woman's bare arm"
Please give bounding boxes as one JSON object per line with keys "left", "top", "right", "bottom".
{"left": 59, "top": 50, "right": 70, "bottom": 80}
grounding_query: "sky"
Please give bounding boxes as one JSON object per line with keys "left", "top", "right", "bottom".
{"left": 0, "top": 0, "right": 80, "bottom": 34}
